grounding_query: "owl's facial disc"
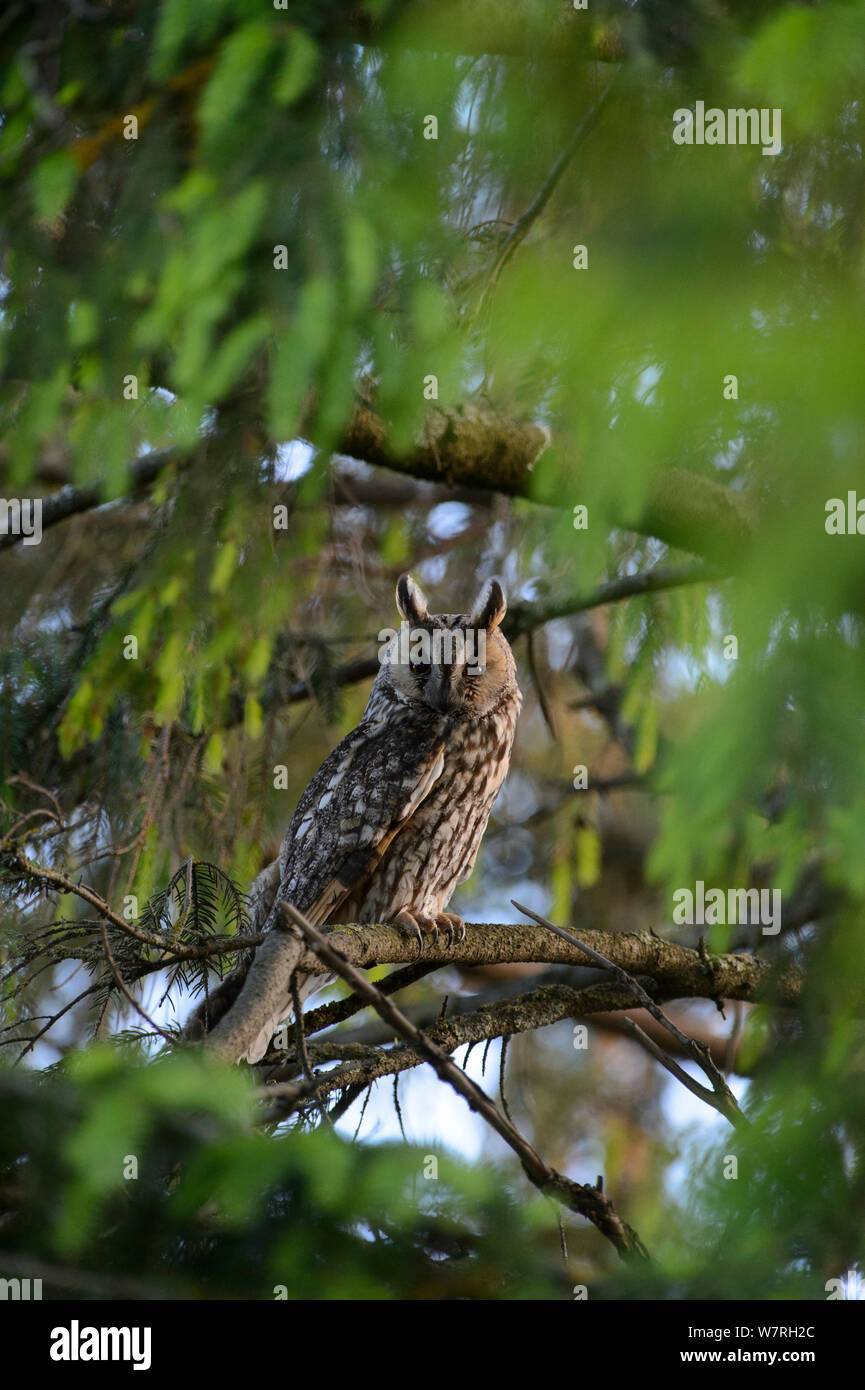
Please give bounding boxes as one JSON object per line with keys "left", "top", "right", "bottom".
{"left": 383, "top": 575, "right": 514, "bottom": 718}
{"left": 383, "top": 616, "right": 511, "bottom": 719}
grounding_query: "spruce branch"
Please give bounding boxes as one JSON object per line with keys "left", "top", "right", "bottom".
{"left": 511, "top": 900, "right": 748, "bottom": 1130}
{"left": 277, "top": 901, "right": 650, "bottom": 1261}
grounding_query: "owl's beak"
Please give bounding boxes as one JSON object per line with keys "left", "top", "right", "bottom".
{"left": 426, "top": 670, "right": 454, "bottom": 714}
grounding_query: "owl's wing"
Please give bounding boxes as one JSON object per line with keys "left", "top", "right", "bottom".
{"left": 271, "top": 716, "right": 446, "bottom": 928}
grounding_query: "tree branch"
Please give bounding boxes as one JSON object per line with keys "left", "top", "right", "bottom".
{"left": 6, "top": 405, "right": 754, "bottom": 570}
{"left": 263, "top": 977, "right": 715, "bottom": 1092}
{"left": 469, "top": 69, "right": 619, "bottom": 326}
{"left": 505, "top": 560, "right": 724, "bottom": 636}
{"left": 98, "top": 920, "right": 175, "bottom": 1046}
{"left": 287, "top": 921, "right": 801, "bottom": 1007}
{"left": 278, "top": 902, "right": 649, "bottom": 1259}
{"left": 354, "top": 0, "right": 628, "bottom": 62}
{"left": 511, "top": 901, "right": 747, "bottom": 1129}
{"left": 254, "top": 559, "right": 723, "bottom": 713}
{"left": 0, "top": 449, "right": 177, "bottom": 551}
{"left": 337, "top": 397, "right": 756, "bottom": 564}
{"left": 201, "top": 919, "right": 305, "bottom": 1063}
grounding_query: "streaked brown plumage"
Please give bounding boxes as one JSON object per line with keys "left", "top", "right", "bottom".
{"left": 187, "top": 573, "right": 521, "bottom": 1062}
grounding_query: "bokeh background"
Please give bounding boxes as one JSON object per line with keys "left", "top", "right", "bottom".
{"left": 2, "top": 0, "right": 865, "bottom": 1299}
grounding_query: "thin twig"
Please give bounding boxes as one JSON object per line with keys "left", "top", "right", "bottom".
{"left": 282, "top": 961, "right": 441, "bottom": 1043}
{"left": 277, "top": 902, "right": 649, "bottom": 1260}
{"left": 290, "top": 969, "right": 331, "bottom": 1129}
{"left": 505, "top": 561, "right": 725, "bottom": 637}
{"left": 621, "top": 1018, "right": 737, "bottom": 1123}
{"left": 12, "top": 983, "right": 99, "bottom": 1063}
{"left": 7, "top": 853, "right": 170, "bottom": 952}
{"left": 511, "top": 900, "right": 747, "bottom": 1129}
{"left": 393, "top": 1073, "right": 408, "bottom": 1142}
{"left": 290, "top": 974, "right": 314, "bottom": 1085}
{"left": 468, "top": 69, "right": 621, "bottom": 327}
{"left": 525, "top": 630, "right": 558, "bottom": 740}
{"left": 350, "top": 1084, "right": 374, "bottom": 1136}
{"left": 499, "top": 1034, "right": 514, "bottom": 1124}
{"left": 98, "top": 921, "right": 175, "bottom": 1046}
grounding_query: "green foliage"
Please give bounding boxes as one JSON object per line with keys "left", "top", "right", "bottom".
{"left": 736, "top": 2, "right": 865, "bottom": 132}
{"left": 0, "top": 1050, "right": 562, "bottom": 1299}
{"left": 610, "top": 952, "right": 865, "bottom": 1298}
{"left": 2, "top": 0, "right": 865, "bottom": 1300}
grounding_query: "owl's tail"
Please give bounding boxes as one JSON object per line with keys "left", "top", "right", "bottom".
{"left": 238, "top": 968, "right": 328, "bottom": 1065}
{"left": 181, "top": 858, "right": 277, "bottom": 1046}
{"left": 183, "top": 859, "right": 327, "bottom": 1061}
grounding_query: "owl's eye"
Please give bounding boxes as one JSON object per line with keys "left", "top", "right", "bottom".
{"left": 410, "top": 661, "right": 431, "bottom": 678}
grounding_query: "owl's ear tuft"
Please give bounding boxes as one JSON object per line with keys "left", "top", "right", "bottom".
{"left": 396, "top": 573, "right": 429, "bottom": 623}
{"left": 469, "top": 578, "right": 507, "bottom": 631}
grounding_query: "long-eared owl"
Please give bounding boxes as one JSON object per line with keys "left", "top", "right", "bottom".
{"left": 188, "top": 573, "right": 522, "bottom": 1062}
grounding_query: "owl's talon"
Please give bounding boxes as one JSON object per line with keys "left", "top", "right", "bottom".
{"left": 414, "top": 912, "right": 440, "bottom": 950}
{"left": 394, "top": 909, "right": 423, "bottom": 956}
{"left": 435, "top": 912, "right": 464, "bottom": 949}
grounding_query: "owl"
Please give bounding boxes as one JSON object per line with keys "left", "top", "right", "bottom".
{"left": 187, "top": 573, "right": 522, "bottom": 1062}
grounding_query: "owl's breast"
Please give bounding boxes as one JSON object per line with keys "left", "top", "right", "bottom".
{"left": 346, "top": 694, "right": 520, "bottom": 921}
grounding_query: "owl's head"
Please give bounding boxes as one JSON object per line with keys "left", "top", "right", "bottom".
{"left": 375, "top": 573, "right": 519, "bottom": 720}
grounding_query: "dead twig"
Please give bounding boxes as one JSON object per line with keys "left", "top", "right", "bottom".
{"left": 511, "top": 900, "right": 747, "bottom": 1129}
{"left": 276, "top": 901, "right": 649, "bottom": 1260}
{"left": 98, "top": 921, "right": 175, "bottom": 1047}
